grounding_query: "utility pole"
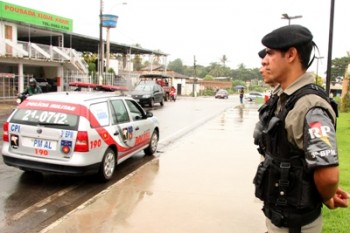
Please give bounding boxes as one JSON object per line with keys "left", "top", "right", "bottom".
{"left": 99, "top": 0, "right": 104, "bottom": 84}
{"left": 325, "top": 0, "right": 335, "bottom": 96}
{"left": 193, "top": 55, "right": 196, "bottom": 97}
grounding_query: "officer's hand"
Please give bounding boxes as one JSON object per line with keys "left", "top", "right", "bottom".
{"left": 324, "top": 188, "right": 350, "bottom": 209}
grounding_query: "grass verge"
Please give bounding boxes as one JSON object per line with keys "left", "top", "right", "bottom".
{"left": 322, "top": 112, "right": 350, "bottom": 232}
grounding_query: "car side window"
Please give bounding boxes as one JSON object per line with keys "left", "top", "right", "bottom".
{"left": 125, "top": 99, "right": 145, "bottom": 120}
{"left": 111, "top": 99, "right": 130, "bottom": 124}
{"left": 90, "top": 101, "right": 110, "bottom": 127}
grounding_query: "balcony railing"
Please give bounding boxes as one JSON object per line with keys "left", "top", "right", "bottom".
{"left": 0, "top": 40, "right": 88, "bottom": 74}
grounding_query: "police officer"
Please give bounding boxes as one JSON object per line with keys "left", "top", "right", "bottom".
{"left": 258, "top": 48, "right": 278, "bottom": 102}
{"left": 21, "top": 78, "right": 43, "bottom": 96}
{"left": 253, "top": 25, "right": 349, "bottom": 233}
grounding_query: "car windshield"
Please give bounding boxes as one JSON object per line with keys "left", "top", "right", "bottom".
{"left": 135, "top": 85, "right": 152, "bottom": 91}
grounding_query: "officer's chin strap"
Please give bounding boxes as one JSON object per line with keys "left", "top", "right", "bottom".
{"left": 289, "top": 226, "right": 301, "bottom": 233}
{"left": 306, "top": 41, "right": 320, "bottom": 69}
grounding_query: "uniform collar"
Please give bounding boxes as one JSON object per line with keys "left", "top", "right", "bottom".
{"left": 278, "top": 72, "right": 314, "bottom": 96}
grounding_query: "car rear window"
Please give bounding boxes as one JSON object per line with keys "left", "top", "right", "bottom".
{"left": 135, "top": 84, "right": 152, "bottom": 91}
{"left": 10, "top": 109, "right": 79, "bottom": 130}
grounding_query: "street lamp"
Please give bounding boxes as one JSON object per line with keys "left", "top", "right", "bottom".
{"left": 281, "top": 13, "right": 303, "bottom": 25}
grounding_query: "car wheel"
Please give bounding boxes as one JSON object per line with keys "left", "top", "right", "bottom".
{"left": 149, "top": 99, "right": 154, "bottom": 107}
{"left": 98, "top": 148, "right": 116, "bottom": 182}
{"left": 160, "top": 99, "right": 164, "bottom": 106}
{"left": 144, "top": 130, "right": 158, "bottom": 155}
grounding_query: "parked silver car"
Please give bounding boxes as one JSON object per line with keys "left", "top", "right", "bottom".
{"left": 244, "top": 92, "right": 264, "bottom": 101}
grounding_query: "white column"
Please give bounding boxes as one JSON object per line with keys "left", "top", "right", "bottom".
{"left": 18, "top": 62, "right": 24, "bottom": 93}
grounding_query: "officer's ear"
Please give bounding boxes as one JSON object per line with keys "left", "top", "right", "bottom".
{"left": 286, "top": 47, "right": 298, "bottom": 63}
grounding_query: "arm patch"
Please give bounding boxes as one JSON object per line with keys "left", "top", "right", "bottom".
{"left": 304, "top": 108, "right": 338, "bottom": 169}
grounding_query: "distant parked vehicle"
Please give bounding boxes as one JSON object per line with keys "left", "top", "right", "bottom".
{"left": 215, "top": 89, "right": 229, "bottom": 99}
{"left": 244, "top": 92, "right": 264, "bottom": 101}
{"left": 130, "top": 81, "right": 164, "bottom": 107}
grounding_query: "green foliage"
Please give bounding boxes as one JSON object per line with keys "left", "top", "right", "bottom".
{"left": 83, "top": 52, "right": 97, "bottom": 64}
{"left": 322, "top": 112, "right": 350, "bottom": 232}
{"left": 207, "top": 62, "right": 231, "bottom": 77}
{"left": 331, "top": 56, "right": 350, "bottom": 81}
{"left": 220, "top": 55, "right": 228, "bottom": 67}
{"left": 168, "top": 58, "right": 184, "bottom": 74}
{"left": 315, "top": 74, "right": 324, "bottom": 86}
{"left": 166, "top": 55, "right": 350, "bottom": 90}
{"left": 133, "top": 54, "right": 143, "bottom": 71}
{"left": 107, "top": 67, "right": 115, "bottom": 74}
{"left": 88, "top": 63, "right": 96, "bottom": 76}
{"left": 340, "top": 91, "right": 350, "bottom": 112}
{"left": 203, "top": 75, "right": 214, "bottom": 80}
{"left": 199, "top": 87, "right": 216, "bottom": 96}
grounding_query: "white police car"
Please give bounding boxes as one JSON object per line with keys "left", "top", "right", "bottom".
{"left": 2, "top": 92, "right": 160, "bottom": 181}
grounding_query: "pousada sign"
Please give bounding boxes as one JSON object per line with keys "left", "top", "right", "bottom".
{"left": 0, "top": 1, "right": 73, "bottom": 32}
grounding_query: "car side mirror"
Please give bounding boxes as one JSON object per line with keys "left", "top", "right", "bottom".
{"left": 146, "top": 111, "right": 153, "bottom": 118}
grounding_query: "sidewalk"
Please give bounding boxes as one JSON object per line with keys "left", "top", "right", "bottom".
{"left": 41, "top": 104, "right": 266, "bottom": 233}
{"left": 0, "top": 101, "right": 16, "bottom": 117}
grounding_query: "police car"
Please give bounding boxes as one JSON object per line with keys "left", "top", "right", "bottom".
{"left": 1, "top": 92, "right": 160, "bottom": 181}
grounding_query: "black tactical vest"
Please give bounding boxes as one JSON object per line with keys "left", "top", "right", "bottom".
{"left": 253, "top": 84, "right": 336, "bottom": 227}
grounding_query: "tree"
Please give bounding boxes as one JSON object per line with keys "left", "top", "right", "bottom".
{"left": 330, "top": 55, "right": 350, "bottom": 80}
{"left": 207, "top": 62, "right": 231, "bottom": 77}
{"left": 168, "top": 59, "right": 184, "bottom": 74}
{"left": 203, "top": 74, "right": 214, "bottom": 80}
{"left": 315, "top": 74, "right": 324, "bottom": 86}
{"left": 231, "top": 64, "right": 259, "bottom": 82}
{"left": 220, "top": 55, "right": 228, "bottom": 67}
{"left": 133, "top": 54, "right": 143, "bottom": 71}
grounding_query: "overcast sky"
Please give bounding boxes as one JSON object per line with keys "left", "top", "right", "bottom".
{"left": 7, "top": 0, "right": 350, "bottom": 76}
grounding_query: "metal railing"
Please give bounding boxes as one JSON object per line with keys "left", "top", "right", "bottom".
{"left": 0, "top": 40, "right": 88, "bottom": 74}
{"left": 0, "top": 74, "right": 34, "bottom": 100}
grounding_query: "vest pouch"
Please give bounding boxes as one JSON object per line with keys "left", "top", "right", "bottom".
{"left": 263, "top": 116, "right": 282, "bottom": 156}
{"left": 290, "top": 164, "right": 319, "bottom": 209}
{"left": 253, "top": 162, "right": 266, "bottom": 200}
{"left": 253, "top": 156, "right": 272, "bottom": 200}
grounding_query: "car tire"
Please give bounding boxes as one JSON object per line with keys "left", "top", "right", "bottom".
{"left": 98, "top": 148, "right": 116, "bottom": 182}
{"left": 144, "top": 130, "right": 158, "bottom": 155}
{"left": 149, "top": 99, "right": 154, "bottom": 107}
{"left": 160, "top": 99, "right": 164, "bottom": 106}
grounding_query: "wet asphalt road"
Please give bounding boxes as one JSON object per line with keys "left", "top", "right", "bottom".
{"left": 0, "top": 96, "right": 262, "bottom": 233}
{"left": 42, "top": 98, "right": 266, "bottom": 233}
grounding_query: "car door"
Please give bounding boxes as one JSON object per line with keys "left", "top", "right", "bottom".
{"left": 154, "top": 84, "right": 163, "bottom": 103}
{"left": 109, "top": 98, "right": 137, "bottom": 162}
{"left": 124, "top": 99, "right": 153, "bottom": 150}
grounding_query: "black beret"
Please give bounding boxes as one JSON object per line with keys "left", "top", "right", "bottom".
{"left": 261, "top": 25, "right": 313, "bottom": 49}
{"left": 258, "top": 49, "right": 266, "bottom": 58}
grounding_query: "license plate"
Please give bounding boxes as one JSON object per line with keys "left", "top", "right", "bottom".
{"left": 32, "top": 138, "right": 57, "bottom": 150}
